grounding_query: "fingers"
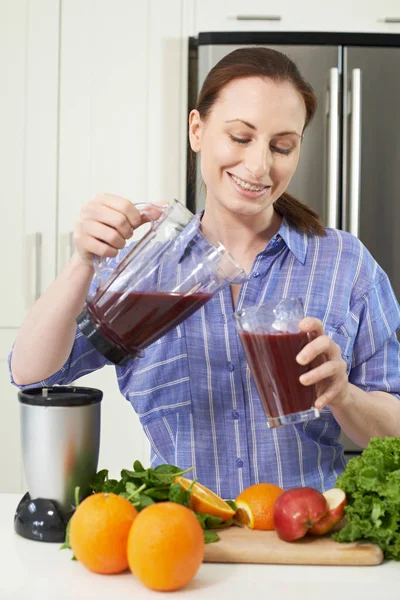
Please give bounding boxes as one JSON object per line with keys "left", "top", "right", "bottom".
{"left": 85, "top": 194, "right": 142, "bottom": 230}
{"left": 94, "top": 194, "right": 165, "bottom": 228}
{"left": 312, "top": 372, "right": 349, "bottom": 409}
{"left": 74, "top": 193, "right": 166, "bottom": 262}
{"left": 82, "top": 221, "right": 126, "bottom": 250}
{"left": 75, "top": 221, "right": 120, "bottom": 259}
{"left": 298, "top": 317, "right": 324, "bottom": 337}
{"left": 296, "top": 334, "right": 341, "bottom": 366}
{"left": 299, "top": 357, "right": 347, "bottom": 387}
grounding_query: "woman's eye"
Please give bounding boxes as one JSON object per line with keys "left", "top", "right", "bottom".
{"left": 271, "top": 146, "right": 292, "bottom": 156}
{"left": 229, "top": 135, "right": 250, "bottom": 145}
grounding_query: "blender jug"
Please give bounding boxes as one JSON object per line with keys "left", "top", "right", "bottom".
{"left": 77, "top": 199, "right": 247, "bottom": 365}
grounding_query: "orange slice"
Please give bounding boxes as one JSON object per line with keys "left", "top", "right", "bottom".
{"left": 175, "top": 476, "right": 235, "bottom": 521}
{"left": 235, "top": 483, "right": 284, "bottom": 530}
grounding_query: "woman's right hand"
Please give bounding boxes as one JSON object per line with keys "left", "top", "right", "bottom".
{"left": 74, "top": 193, "right": 165, "bottom": 266}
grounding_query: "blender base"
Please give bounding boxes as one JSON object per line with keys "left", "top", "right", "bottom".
{"left": 14, "top": 492, "right": 74, "bottom": 543}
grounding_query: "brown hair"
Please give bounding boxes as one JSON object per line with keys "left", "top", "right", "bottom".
{"left": 192, "top": 47, "right": 325, "bottom": 236}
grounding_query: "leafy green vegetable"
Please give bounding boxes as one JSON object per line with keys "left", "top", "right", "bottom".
{"left": 168, "top": 482, "right": 192, "bottom": 507}
{"left": 333, "top": 437, "right": 400, "bottom": 560}
{"left": 225, "top": 500, "right": 238, "bottom": 512}
{"left": 60, "top": 486, "right": 80, "bottom": 557}
{"left": 204, "top": 530, "right": 220, "bottom": 544}
{"left": 87, "top": 461, "right": 235, "bottom": 544}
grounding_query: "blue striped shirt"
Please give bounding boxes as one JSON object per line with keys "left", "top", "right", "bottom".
{"left": 10, "top": 218, "right": 400, "bottom": 499}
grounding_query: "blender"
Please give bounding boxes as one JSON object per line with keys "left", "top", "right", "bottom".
{"left": 14, "top": 386, "right": 102, "bottom": 542}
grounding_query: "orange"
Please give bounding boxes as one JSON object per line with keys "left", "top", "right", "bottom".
{"left": 69, "top": 492, "right": 137, "bottom": 574}
{"left": 127, "top": 501, "right": 204, "bottom": 591}
{"left": 235, "top": 482, "right": 284, "bottom": 530}
{"left": 175, "top": 475, "right": 235, "bottom": 521}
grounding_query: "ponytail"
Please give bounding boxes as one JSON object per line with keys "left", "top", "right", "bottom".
{"left": 274, "top": 192, "right": 326, "bottom": 236}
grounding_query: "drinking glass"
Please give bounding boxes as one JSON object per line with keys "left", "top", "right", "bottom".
{"left": 234, "top": 298, "right": 319, "bottom": 428}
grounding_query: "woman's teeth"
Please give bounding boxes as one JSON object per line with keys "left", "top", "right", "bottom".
{"left": 231, "top": 174, "right": 266, "bottom": 192}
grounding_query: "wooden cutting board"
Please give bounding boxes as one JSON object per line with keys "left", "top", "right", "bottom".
{"left": 203, "top": 527, "right": 383, "bottom": 566}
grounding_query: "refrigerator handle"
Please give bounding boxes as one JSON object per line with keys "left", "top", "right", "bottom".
{"left": 326, "top": 68, "right": 339, "bottom": 228}
{"left": 349, "top": 69, "right": 362, "bottom": 238}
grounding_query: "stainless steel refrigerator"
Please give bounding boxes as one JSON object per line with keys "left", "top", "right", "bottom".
{"left": 188, "top": 31, "right": 400, "bottom": 453}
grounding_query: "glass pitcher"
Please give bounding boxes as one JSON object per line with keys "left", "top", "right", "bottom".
{"left": 77, "top": 199, "right": 247, "bottom": 365}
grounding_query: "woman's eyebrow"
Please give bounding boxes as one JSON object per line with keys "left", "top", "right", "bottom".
{"left": 225, "top": 118, "right": 256, "bottom": 130}
{"left": 225, "top": 120, "right": 301, "bottom": 138}
{"left": 274, "top": 131, "right": 302, "bottom": 138}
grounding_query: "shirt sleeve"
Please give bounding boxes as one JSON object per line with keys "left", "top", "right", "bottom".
{"left": 8, "top": 327, "right": 110, "bottom": 391}
{"left": 348, "top": 274, "right": 400, "bottom": 398}
{"left": 8, "top": 245, "right": 137, "bottom": 391}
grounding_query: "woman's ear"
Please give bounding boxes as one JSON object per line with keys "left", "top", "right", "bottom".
{"left": 188, "top": 109, "right": 203, "bottom": 153}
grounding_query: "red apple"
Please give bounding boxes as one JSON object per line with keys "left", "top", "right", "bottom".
{"left": 308, "top": 488, "right": 347, "bottom": 535}
{"left": 273, "top": 487, "right": 328, "bottom": 542}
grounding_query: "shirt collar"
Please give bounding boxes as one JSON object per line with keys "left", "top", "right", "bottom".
{"left": 273, "top": 218, "right": 308, "bottom": 265}
{"left": 197, "top": 211, "right": 309, "bottom": 265}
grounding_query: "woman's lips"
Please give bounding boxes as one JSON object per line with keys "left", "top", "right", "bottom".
{"left": 227, "top": 172, "right": 271, "bottom": 199}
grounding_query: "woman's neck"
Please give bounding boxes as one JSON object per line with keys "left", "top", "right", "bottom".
{"left": 200, "top": 200, "right": 282, "bottom": 268}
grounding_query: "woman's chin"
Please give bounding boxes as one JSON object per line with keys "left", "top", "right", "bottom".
{"left": 221, "top": 193, "right": 274, "bottom": 216}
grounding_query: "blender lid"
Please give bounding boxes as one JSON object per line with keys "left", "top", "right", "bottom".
{"left": 18, "top": 386, "right": 103, "bottom": 407}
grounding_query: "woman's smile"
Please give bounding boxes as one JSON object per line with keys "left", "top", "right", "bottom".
{"left": 227, "top": 171, "right": 271, "bottom": 200}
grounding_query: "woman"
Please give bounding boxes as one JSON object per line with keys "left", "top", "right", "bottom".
{"left": 10, "top": 48, "right": 400, "bottom": 500}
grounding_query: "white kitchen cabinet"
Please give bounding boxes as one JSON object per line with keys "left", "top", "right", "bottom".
{"left": 1, "top": 0, "right": 187, "bottom": 492}
{"left": 194, "top": 0, "right": 400, "bottom": 34}
{"left": 0, "top": 0, "right": 60, "bottom": 494}
{"left": 56, "top": 0, "right": 185, "bottom": 475}
{"left": 1, "top": 0, "right": 59, "bottom": 329}
{"left": 56, "top": 0, "right": 148, "bottom": 269}
{"left": 57, "top": 0, "right": 187, "bottom": 272}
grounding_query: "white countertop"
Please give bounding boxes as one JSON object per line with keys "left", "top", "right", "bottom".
{"left": 2, "top": 493, "right": 400, "bottom": 600}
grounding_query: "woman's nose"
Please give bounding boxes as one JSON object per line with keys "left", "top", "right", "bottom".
{"left": 244, "top": 144, "right": 271, "bottom": 180}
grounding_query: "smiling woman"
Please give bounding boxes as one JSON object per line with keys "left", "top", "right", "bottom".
{"left": 9, "top": 47, "right": 400, "bottom": 501}
{"left": 189, "top": 47, "right": 325, "bottom": 238}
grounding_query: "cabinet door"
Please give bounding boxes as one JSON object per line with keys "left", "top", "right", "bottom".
{"left": 147, "top": 0, "right": 189, "bottom": 206}
{"left": 0, "top": 0, "right": 59, "bottom": 327}
{"left": 57, "top": 0, "right": 149, "bottom": 273}
{"left": 57, "top": 0, "right": 185, "bottom": 472}
{"left": 0, "top": 330, "right": 24, "bottom": 493}
{"left": 57, "top": 0, "right": 187, "bottom": 273}
{"left": 194, "top": 0, "right": 400, "bottom": 34}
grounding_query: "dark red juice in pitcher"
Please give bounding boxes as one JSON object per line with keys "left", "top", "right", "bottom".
{"left": 239, "top": 330, "right": 316, "bottom": 419}
{"left": 87, "top": 290, "right": 212, "bottom": 355}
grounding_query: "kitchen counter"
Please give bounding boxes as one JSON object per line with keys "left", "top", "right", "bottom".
{"left": 1, "top": 493, "right": 399, "bottom": 600}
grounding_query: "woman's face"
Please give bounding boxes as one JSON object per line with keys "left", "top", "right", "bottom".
{"left": 189, "top": 77, "right": 307, "bottom": 218}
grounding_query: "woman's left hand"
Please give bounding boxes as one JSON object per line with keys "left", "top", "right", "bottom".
{"left": 296, "top": 317, "right": 350, "bottom": 410}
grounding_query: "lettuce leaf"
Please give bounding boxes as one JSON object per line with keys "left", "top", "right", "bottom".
{"left": 333, "top": 437, "right": 400, "bottom": 560}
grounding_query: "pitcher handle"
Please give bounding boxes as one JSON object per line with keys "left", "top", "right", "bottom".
{"left": 92, "top": 202, "right": 167, "bottom": 285}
